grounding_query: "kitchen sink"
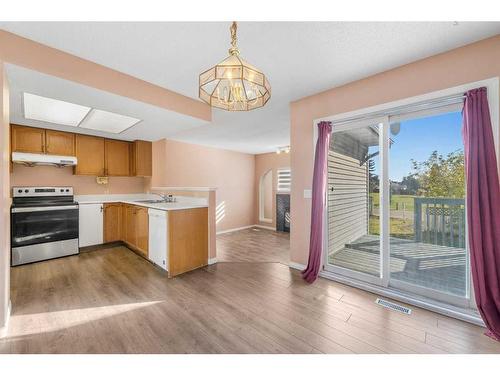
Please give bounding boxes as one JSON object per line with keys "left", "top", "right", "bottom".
{"left": 136, "top": 199, "right": 165, "bottom": 203}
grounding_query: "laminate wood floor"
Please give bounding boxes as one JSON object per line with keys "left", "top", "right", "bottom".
{"left": 2, "top": 243, "right": 500, "bottom": 353}
{"left": 217, "top": 227, "right": 290, "bottom": 264}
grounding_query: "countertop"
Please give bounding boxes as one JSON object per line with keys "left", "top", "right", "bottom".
{"left": 75, "top": 193, "right": 208, "bottom": 211}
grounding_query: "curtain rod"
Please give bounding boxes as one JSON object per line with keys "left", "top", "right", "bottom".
{"left": 330, "top": 93, "right": 466, "bottom": 127}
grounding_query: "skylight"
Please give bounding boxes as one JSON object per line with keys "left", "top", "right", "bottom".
{"left": 79, "top": 109, "right": 141, "bottom": 133}
{"left": 23, "top": 93, "right": 91, "bottom": 127}
{"left": 23, "top": 92, "right": 141, "bottom": 134}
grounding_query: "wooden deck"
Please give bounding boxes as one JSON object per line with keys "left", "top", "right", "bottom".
{"left": 329, "top": 234, "right": 467, "bottom": 296}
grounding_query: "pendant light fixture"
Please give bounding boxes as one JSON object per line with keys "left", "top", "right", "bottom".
{"left": 199, "top": 22, "right": 271, "bottom": 111}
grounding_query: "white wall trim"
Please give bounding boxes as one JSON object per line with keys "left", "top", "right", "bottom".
{"left": 0, "top": 300, "right": 11, "bottom": 338}
{"left": 216, "top": 224, "right": 278, "bottom": 235}
{"left": 216, "top": 225, "right": 254, "bottom": 235}
{"left": 208, "top": 257, "right": 217, "bottom": 265}
{"left": 319, "top": 270, "right": 484, "bottom": 327}
{"left": 258, "top": 169, "right": 273, "bottom": 224}
{"left": 289, "top": 262, "right": 306, "bottom": 271}
{"left": 254, "top": 224, "right": 276, "bottom": 231}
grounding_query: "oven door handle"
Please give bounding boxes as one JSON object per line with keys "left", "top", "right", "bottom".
{"left": 11, "top": 205, "right": 79, "bottom": 213}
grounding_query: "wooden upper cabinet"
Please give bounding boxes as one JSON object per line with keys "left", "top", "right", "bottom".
{"left": 45, "top": 130, "right": 75, "bottom": 156}
{"left": 135, "top": 207, "right": 149, "bottom": 257}
{"left": 75, "top": 134, "right": 105, "bottom": 176}
{"left": 11, "top": 125, "right": 45, "bottom": 154}
{"left": 103, "top": 203, "right": 122, "bottom": 243}
{"left": 105, "top": 139, "right": 130, "bottom": 176}
{"left": 130, "top": 140, "right": 152, "bottom": 177}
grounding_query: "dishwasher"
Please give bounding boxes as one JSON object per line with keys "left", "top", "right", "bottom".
{"left": 148, "top": 209, "right": 168, "bottom": 271}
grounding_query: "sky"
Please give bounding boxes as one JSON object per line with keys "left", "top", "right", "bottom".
{"left": 370, "top": 111, "right": 464, "bottom": 181}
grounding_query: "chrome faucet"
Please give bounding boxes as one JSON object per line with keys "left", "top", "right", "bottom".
{"left": 158, "top": 193, "right": 176, "bottom": 203}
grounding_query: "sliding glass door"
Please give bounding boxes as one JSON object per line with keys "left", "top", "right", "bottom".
{"left": 324, "top": 110, "right": 472, "bottom": 308}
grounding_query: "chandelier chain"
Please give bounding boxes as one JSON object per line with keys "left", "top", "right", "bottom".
{"left": 230, "top": 21, "right": 237, "bottom": 48}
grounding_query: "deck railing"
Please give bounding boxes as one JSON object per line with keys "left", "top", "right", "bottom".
{"left": 414, "top": 197, "right": 466, "bottom": 248}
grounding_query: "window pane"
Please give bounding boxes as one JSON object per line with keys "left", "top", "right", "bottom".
{"left": 327, "top": 124, "right": 380, "bottom": 277}
{"left": 388, "top": 112, "right": 467, "bottom": 297}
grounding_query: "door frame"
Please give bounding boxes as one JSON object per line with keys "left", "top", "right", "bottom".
{"left": 313, "top": 77, "right": 499, "bottom": 317}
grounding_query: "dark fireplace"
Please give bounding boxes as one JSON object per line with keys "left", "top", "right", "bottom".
{"left": 276, "top": 193, "right": 290, "bottom": 232}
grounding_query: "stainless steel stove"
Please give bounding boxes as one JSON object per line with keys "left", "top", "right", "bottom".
{"left": 11, "top": 187, "right": 79, "bottom": 266}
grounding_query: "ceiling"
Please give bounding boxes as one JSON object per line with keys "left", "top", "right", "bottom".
{"left": 6, "top": 64, "right": 208, "bottom": 141}
{"left": 1, "top": 22, "right": 499, "bottom": 154}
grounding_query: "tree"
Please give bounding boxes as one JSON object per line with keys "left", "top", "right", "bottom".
{"left": 411, "top": 149, "right": 465, "bottom": 198}
{"left": 368, "top": 159, "right": 379, "bottom": 192}
{"left": 401, "top": 174, "right": 419, "bottom": 195}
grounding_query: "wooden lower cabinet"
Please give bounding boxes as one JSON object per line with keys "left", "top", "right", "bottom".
{"left": 168, "top": 208, "right": 208, "bottom": 277}
{"left": 135, "top": 207, "right": 149, "bottom": 257}
{"left": 102, "top": 203, "right": 207, "bottom": 276}
{"left": 120, "top": 204, "right": 148, "bottom": 257}
{"left": 103, "top": 203, "right": 122, "bottom": 243}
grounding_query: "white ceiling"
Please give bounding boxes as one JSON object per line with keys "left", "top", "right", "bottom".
{"left": 1, "top": 22, "right": 499, "bottom": 154}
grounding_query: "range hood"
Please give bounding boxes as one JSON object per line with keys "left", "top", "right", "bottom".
{"left": 12, "top": 152, "right": 78, "bottom": 167}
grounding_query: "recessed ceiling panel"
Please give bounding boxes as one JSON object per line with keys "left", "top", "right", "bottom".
{"left": 79, "top": 109, "right": 141, "bottom": 133}
{"left": 23, "top": 92, "right": 91, "bottom": 127}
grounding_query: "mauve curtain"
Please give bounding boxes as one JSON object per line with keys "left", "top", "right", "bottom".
{"left": 462, "top": 87, "right": 500, "bottom": 340}
{"left": 302, "top": 121, "right": 332, "bottom": 283}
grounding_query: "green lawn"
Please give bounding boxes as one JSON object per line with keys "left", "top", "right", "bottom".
{"left": 370, "top": 193, "right": 415, "bottom": 211}
{"left": 369, "top": 215, "right": 415, "bottom": 240}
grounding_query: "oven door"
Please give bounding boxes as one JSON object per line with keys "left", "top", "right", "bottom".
{"left": 11, "top": 205, "right": 79, "bottom": 248}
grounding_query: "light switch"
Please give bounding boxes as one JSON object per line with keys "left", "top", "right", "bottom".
{"left": 303, "top": 189, "right": 312, "bottom": 199}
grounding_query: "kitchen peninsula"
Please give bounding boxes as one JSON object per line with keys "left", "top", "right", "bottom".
{"left": 77, "top": 194, "right": 209, "bottom": 277}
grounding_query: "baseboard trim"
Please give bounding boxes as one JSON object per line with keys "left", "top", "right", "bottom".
{"left": 253, "top": 225, "right": 276, "bottom": 231}
{"left": 208, "top": 257, "right": 217, "bottom": 265}
{"left": 0, "top": 300, "right": 11, "bottom": 338}
{"left": 216, "top": 225, "right": 254, "bottom": 235}
{"left": 289, "top": 262, "right": 306, "bottom": 271}
{"left": 318, "top": 270, "right": 484, "bottom": 327}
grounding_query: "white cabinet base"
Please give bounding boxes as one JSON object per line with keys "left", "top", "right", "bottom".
{"left": 79, "top": 203, "right": 104, "bottom": 247}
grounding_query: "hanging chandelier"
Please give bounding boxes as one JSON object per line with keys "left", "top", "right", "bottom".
{"left": 199, "top": 21, "right": 271, "bottom": 111}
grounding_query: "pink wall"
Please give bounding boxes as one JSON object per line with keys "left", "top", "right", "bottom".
{"left": 0, "top": 62, "right": 10, "bottom": 330}
{"left": 254, "top": 152, "right": 291, "bottom": 229}
{"left": 290, "top": 35, "right": 500, "bottom": 265}
{"left": 150, "top": 139, "right": 256, "bottom": 232}
{"left": 10, "top": 164, "right": 147, "bottom": 195}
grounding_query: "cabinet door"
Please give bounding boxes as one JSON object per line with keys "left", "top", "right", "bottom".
{"left": 75, "top": 135, "right": 105, "bottom": 175}
{"left": 79, "top": 204, "right": 104, "bottom": 247}
{"left": 168, "top": 208, "right": 208, "bottom": 277}
{"left": 11, "top": 125, "right": 45, "bottom": 154}
{"left": 135, "top": 207, "right": 149, "bottom": 257}
{"left": 105, "top": 139, "right": 130, "bottom": 176}
{"left": 125, "top": 205, "right": 138, "bottom": 247}
{"left": 131, "top": 140, "right": 152, "bottom": 177}
{"left": 103, "top": 203, "right": 122, "bottom": 243}
{"left": 45, "top": 129, "right": 75, "bottom": 156}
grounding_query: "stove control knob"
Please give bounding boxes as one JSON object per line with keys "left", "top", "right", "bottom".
{"left": 60, "top": 189, "right": 64, "bottom": 192}
{"left": 66, "top": 189, "right": 69, "bottom": 192}
{"left": 18, "top": 189, "right": 22, "bottom": 193}
{"left": 24, "top": 189, "right": 29, "bottom": 193}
